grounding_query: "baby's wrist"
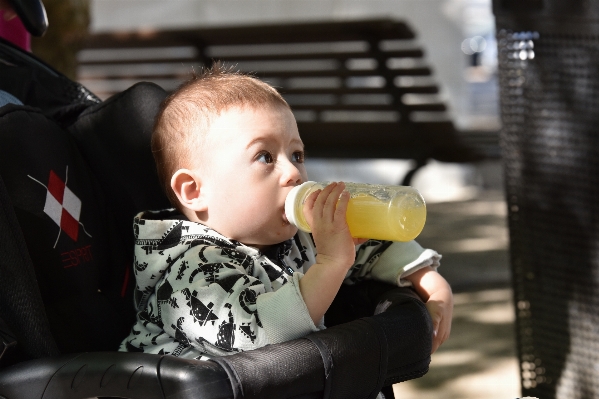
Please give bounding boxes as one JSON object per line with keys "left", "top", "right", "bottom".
{"left": 315, "top": 253, "right": 353, "bottom": 271}
{"left": 429, "top": 286, "right": 453, "bottom": 301}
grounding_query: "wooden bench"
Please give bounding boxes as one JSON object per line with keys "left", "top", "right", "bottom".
{"left": 78, "top": 19, "right": 499, "bottom": 184}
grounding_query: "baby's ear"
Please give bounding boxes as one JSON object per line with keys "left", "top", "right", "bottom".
{"left": 171, "top": 169, "right": 208, "bottom": 212}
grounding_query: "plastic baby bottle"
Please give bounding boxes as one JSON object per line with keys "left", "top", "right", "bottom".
{"left": 285, "top": 181, "right": 426, "bottom": 242}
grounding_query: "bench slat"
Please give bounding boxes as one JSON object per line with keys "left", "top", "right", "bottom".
{"left": 253, "top": 68, "right": 432, "bottom": 78}
{"left": 290, "top": 103, "right": 447, "bottom": 112}
{"left": 280, "top": 86, "right": 439, "bottom": 95}
{"left": 78, "top": 57, "right": 201, "bottom": 66}
{"left": 77, "top": 68, "right": 432, "bottom": 80}
{"left": 298, "top": 121, "right": 420, "bottom": 158}
{"left": 82, "top": 20, "right": 416, "bottom": 49}
{"left": 206, "top": 49, "right": 425, "bottom": 62}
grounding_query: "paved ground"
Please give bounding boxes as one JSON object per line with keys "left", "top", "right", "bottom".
{"left": 392, "top": 189, "right": 522, "bottom": 399}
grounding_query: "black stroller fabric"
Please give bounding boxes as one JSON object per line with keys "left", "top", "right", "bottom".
{"left": 0, "top": 64, "right": 168, "bottom": 355}
{"left": 0, "top": 31, "right": 170, "bottom": 357}
{"left": 0, "top": 38, "right": 99, "bottom": 127}
{"left": 0, "top": 103, "right": 134, "bottom": 354}
{"left": 68, "top": 82, "right": 169, "bottom": 217}
{"left": 0, "top": 170, "right": 59, "bottom": 361}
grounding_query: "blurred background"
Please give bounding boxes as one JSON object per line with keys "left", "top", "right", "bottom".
{"left": 31, "top": 0, "right": 518, "bottom": 397}
{"left": 34, "top": 0, "right": 503, "bottom": 203}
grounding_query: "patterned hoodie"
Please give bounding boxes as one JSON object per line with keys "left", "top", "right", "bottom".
{"left": 119, "top": 209, "right": 441, "bottom": 360}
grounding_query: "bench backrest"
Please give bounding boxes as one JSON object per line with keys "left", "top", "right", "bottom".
{"left": 79, "top": 19, "right": 496, "bottom": 164}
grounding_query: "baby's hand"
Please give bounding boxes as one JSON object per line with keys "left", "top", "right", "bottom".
{"left": 303, "top": 182, "right": 357, "bottom": 269}
{"left": 405, "top": 266, "right": 453, "bottom": 353}
{"left": 424, "top": 285, "right": 453, "bottom": 353}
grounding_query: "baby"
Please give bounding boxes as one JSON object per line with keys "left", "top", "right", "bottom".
{"left": 120, "top": 65, "right": 453, "bottom": 359}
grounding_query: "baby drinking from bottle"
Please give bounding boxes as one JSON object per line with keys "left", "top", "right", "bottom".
{"left": 120, "top": 64, "right": 453, "bottom": 360}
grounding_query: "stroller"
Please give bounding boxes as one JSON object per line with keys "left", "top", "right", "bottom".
{"left": 0, "top": 3, "right": 433, "bottom": 398}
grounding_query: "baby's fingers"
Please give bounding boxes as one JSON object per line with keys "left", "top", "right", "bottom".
{"left": 304, "top": 182, "right": 351, "bottom": 231}
{"left": 334, "top": 190, "right": 350, "bottom": 221}
{"left": 303, "top": 189, "right": 322, "bottom": 227}
{"left": 431, "top": 321, "right": 451, "bottom": 354}
{"left": 304, "top": 189, "right": 321, "bottom": 209}
{"left": 425, "top": 301, "right": 449, "bottom": 354}
{"left": 430, "top": 316, "right": 442, "bottom": 353}
{"left": 312, "top": 182, "right": 337, "bottom": 220}
{"left": 322, "top": 182, "right": 346, "bottom": 220}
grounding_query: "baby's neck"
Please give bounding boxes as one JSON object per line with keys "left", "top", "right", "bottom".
{"left": 248, "top": 243, "right": 272, "bottom": 252}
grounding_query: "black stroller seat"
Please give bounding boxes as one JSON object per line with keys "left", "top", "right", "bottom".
{"left": 0, "top": 36, "right": 432, "bottom": 399}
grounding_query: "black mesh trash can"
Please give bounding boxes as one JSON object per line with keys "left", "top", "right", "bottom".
{"left": 493, "top": 1, "right": 599, "bottom": 398}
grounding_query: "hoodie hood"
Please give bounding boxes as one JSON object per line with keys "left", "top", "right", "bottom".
{"left": 132, "top": 209, "right": 263, "bottom": 311}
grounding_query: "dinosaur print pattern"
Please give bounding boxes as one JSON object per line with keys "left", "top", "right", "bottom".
{"left": 120, "top": 209, "right": 429, "bottom": 360}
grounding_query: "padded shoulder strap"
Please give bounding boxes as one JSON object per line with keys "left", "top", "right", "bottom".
{"left": 69, "top": 81, "right": 169, "bottom": 214}
{"left": 0, "top": 173, "right": 60, "bottom": 360}
{"left": 0, "top": 37, "right": 100, "bottom": 127}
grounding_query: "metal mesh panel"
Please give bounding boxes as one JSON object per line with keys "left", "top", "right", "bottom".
{"left": 495, "top": 13, "right": 599, "bottom": 399}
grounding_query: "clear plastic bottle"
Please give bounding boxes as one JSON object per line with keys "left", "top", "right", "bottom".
{"left": 285, "top": 181, "right": 427, "bottom": 242}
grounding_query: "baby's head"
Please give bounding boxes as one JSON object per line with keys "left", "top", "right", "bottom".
{"left": 152, "top": 65, "right": 308, "bottom": 249}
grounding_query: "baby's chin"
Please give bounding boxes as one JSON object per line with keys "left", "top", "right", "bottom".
{"left": 244, "top": 225, "right": 299, "bottom": 250}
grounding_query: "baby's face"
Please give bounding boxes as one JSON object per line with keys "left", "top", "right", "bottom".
{"left": 194, "top": 104, "right": 308, "bottom": 249}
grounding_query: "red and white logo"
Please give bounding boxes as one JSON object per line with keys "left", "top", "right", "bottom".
{"left": 29, "top": 167, "right": 91, "bottom": 247}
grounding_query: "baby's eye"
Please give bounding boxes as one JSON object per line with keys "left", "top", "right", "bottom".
{"left": 257, "top": 151, "right": 274, "bottom": 164}
{"left": 292, "top": 151, "right": 305, "bottom": 163}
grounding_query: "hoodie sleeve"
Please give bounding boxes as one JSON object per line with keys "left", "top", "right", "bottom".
{"left": 158, "top": 243, "right": 319, "bottom": 356}
{"left": 348, "top": 240, "right": 442, "bottom": 286}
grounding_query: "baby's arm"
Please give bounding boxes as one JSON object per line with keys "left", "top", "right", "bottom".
{"left": 298, "top": 182, "right": 365, "bottom": 324}
{"left": 404, "top": 266, "right": 453, "bottom": 353}
{"left": 297, "top": 182, "right": 453, "bottom": 354}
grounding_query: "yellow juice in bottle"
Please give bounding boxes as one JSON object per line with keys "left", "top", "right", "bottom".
{"left": 285, "top": 181, "right": 427, "bottom": 242}
{"left": 345, "top": 193, "right": 426, "bottom": 241}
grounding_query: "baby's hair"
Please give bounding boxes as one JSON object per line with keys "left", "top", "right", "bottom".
{"left": 151, "top": 63, "right": 291, "bottom": 209}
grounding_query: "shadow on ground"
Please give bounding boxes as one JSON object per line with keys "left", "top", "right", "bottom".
{"left": 394, "top": 289, "right": 519, "bottom": 398}
{"left": 393, "top": 190, "right": 521, "bottom": 399}
{"left": 416, "top": 190, "right": 511, "bottom": 291}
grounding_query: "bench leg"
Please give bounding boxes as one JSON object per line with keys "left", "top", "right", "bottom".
{"left": 401, "top": 158, "right": 428, "bottom": 186}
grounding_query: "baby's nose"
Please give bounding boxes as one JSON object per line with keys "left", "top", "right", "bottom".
{"left": 282, "top": 162, "right": 303, "bottom": 185}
